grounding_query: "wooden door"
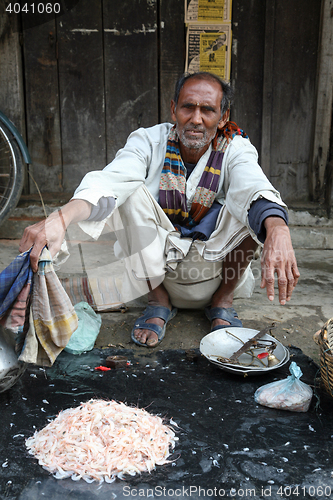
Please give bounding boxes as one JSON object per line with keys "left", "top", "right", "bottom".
{"left": 20, "top": 0, "right": 185, "bottom": 195}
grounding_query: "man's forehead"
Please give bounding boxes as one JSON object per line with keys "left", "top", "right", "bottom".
{"left": 179, "top": 77, "right": 222, "bottom": 102}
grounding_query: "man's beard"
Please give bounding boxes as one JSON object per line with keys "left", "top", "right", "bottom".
{"left": 176, "top": 125, "right": 216, "bottom": 150}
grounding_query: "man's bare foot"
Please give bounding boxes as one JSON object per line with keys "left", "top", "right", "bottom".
{"left": 133, "top": 313, "right": 170, "bottom": 347}
{"left": 132, "top": 284, "right": 172, "bottom": 347}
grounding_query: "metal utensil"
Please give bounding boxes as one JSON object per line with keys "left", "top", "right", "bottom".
{"left": 229, "top": 324, "right": 276, "bottom": 362}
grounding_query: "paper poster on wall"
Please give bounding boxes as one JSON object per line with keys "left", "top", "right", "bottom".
{"left": 185, "top": 0, "right": 232, "bottom": 23}
{"left": 185, "top": 24, "right": 232, "bottom": 81}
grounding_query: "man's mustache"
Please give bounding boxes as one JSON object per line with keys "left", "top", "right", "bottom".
{"left": 183, "top": 126, "right": 206, "bottom": 133}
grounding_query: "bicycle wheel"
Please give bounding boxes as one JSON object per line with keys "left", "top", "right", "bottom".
{"left": 0, "top": 122, "right": 25, "bottom": 224}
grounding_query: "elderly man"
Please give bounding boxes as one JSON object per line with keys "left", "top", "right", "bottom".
{"left": 19, "top": 72, "right": 299, "bottom": 347}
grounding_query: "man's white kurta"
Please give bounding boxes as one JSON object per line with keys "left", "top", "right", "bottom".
{"left": 71, "top": 124, "right": 286, "bottom": 308}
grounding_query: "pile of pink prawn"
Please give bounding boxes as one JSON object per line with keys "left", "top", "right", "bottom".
{"left": 25, "top": 399, "right": 178, "bottom": 483}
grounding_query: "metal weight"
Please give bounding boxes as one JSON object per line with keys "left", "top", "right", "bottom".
{"left": 0, "top": 327, "right": 26, "bottom": 393}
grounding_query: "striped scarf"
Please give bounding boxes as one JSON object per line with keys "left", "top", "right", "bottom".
{"left": 159, "top": 122, "right": 248, "bottom": 227}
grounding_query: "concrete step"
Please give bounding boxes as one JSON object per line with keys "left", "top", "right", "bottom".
{"left": 0, "top": 205, "right": 60, "bottom": 240}
{"left": 289, "top": 210, "right": 333, "bottom": 249}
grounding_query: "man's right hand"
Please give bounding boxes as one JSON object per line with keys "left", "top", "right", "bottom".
{"left": 19, "top": 199, "right": 92, "bottom": 272}
{"left": 260, "top": 216, "right": 300, "bottom": 305}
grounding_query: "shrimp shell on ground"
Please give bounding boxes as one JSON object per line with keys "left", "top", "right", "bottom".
{"left": 26, "top": 399, "right": 178, "bottom": 483}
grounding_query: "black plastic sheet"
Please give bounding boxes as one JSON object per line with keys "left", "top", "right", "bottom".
{"left": 1, "top": 347, "right": 333, "bottom": 499}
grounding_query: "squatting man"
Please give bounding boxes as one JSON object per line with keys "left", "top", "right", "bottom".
{"left": 19, "top": 72, "right": 300, "bottom": 347}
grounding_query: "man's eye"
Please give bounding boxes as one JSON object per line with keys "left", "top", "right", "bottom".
{"left": 182, "top": 105, "right": 215, "bottom": 113}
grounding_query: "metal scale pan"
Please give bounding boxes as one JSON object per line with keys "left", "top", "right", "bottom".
{"left": 200, "top": 327, "right": 290, "bottom": 376}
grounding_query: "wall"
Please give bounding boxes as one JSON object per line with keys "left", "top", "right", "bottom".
{"left": 0, "top": 0, "right": 324, "bottom": 204}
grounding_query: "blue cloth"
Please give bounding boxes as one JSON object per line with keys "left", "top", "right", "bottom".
{"left": 248, "top": 198, "right": 288, "bottom": 243}
{"left": 174, "top": 201, "right": 222, "bottom": 241}
{"left": 183, "top": 161, "right": 196, "bottom": 179}
{"left": 0, "top": 250, "right": 33, "bottom": 318}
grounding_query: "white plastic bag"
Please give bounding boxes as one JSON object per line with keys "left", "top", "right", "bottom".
{"left": 254, "top": 362, "right": 313, "bottom": 412}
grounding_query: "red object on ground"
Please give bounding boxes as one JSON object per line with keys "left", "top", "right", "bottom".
{"left": 94, "top": 366, "right": 111, "bottom": 371}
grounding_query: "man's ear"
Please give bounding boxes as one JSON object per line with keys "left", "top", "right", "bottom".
{"left": 217, "top": 109, "right": 230, "bottom": 130}
{"left": 170, "top": 100, "right": 177, "bottom": 122}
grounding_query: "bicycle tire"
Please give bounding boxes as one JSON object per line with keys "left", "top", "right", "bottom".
{"left": 0, "top": 122, "right": 25, "bottom": 225}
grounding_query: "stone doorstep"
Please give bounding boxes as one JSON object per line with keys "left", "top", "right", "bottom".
{"left": 289, "top": 226, "right": 333, "bottom": 249}
{"left": 0, "top": 216, "right": 45, "bottom": 239}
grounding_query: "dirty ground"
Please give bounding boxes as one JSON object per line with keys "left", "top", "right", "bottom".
{"left": 1, "top": 346, "right": 333, "bottom": 499}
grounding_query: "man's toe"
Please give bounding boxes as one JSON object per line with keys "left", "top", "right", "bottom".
{"left": 134, "top": 328, "right": 158, "bottom": 346}
{"left": 134, "top": 329, "right": 145, "bottom": 342}
{"left": 146, "top": 334, "right": 158, "bottom": 347}
{"left": 145, "top": 330, "right": 158, "bottom": 346}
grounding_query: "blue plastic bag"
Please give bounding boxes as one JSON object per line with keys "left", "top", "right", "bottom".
{"left": 64, "top": 302, "right": 102, "bottom": 355}
{"left": 254, "top": 362, "right": 313, "bottom": 412}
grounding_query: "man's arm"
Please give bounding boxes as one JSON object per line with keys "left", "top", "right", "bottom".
{"left": 19, "top": 199, "right": 92, "bottom": 272}
{"left": 260, "top": 216, "right": 300, "bottom": 304}
{"left": 19, "top": 126, "right": 165, "bottom": 271}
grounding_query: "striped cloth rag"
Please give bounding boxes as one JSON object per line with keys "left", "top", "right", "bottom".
{"left": 0, "top": 248, "right": 78, "bottom": 367}
{"left": 60, "top": 275, "right": 124, "bottom": 312}
{"left": 0, "top": 249, "right": 33, "bottom": 321}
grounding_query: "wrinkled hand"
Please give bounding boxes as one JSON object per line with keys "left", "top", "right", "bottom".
{"left": 260, "top": 217, "right": 300, "bottom": 305}
{"left": 19, "top": 210, "right": 67, "bottom": 272}
{"left": 19, "top": 199, "right": 92, "bottom": 272}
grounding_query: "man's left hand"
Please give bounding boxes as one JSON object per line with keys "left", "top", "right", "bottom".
{"left": 260, "top": 217, "right": 300, "bottom": 305}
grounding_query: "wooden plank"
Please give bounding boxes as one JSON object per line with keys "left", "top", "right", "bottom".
{"left": 0, "top": 7, "right": 26, "bottom": 142}
{"left": 22, "top": 15, "right": 62, "bottom": 194}
{"left": 260, "top": 0, "right": 276, "bottom": 179}
{"left": 57, "top": 0, "right": 106, "bottom": 192}
{"left": 269, "top": 0, "right": 322, "bottom": 202}
{"left": 231, "top": 0, "right": 266, "bottom": 157}
{"left": 103, "top": 0, "right": 158, "bottom": 162}
{"left": 159, "top": 0, "right": 185, "bottom": 123}
{"left": 310, "top": 0, "right": 333, "bottom": 202}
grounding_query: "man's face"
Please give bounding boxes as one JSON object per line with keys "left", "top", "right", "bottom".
{"left": 170, "top": 78, "right": 228, "bottom": 159}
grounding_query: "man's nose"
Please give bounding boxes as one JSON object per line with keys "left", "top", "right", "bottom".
{"left": 191, "top": 107, "right": 203, "bottom": 125}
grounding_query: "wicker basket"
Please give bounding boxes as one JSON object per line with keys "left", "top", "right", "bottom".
{"left": 315, "top": 318, "right": 333, "bottom": 397}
